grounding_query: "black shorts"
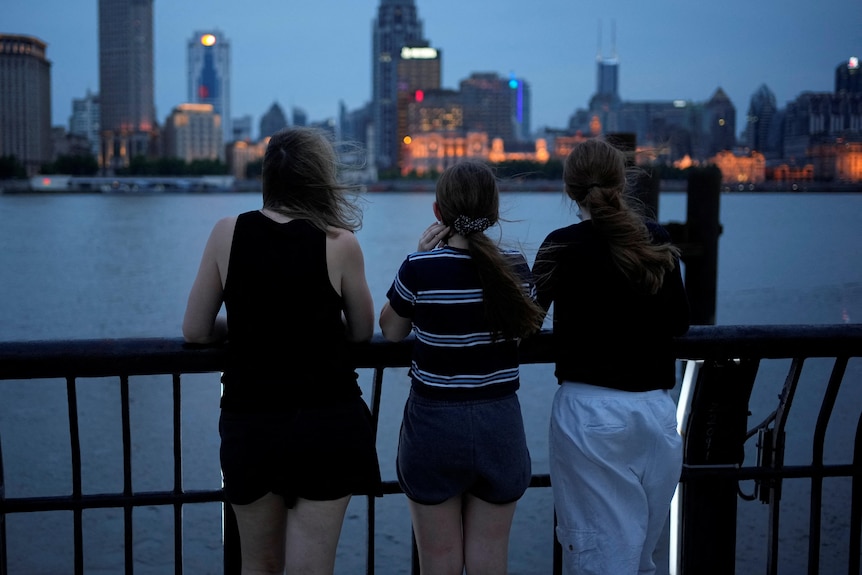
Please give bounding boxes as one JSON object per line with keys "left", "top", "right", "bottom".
{"left": 397, "top": 390, "right": 532, "bottom": 505}
{"left": 219, "top": 396, "right": 382, "bottom": 507}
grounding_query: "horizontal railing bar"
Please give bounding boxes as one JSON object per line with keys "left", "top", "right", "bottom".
{"left": 0, "top": 473, "right": 556, "bottom": 517}
{"left": 1, "top": 325, "right": 861, "bottom": 381}
{"left": 4, "top": 462, "right": 855, "bottom": 516}
{"left": 0, "top": 490, "right": 225, "bottom": 513}
{"left": 682, "top": 463, "right": 856, "bottom": 481}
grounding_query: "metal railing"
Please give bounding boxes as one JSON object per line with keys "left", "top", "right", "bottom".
{"left": 1, "top": 324, "right": 860, "bottom": 574}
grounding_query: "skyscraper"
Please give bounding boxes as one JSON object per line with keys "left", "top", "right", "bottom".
{"left": 460, "top": 72, "right": 518, "bottom": 143}
{"left": 372, "top": 0, "right": 427, "bottom": 172}
{"left": 588, "top": 21, "right": 621, "bottom": 134}
{"left": 259, "top": 102, "right": 288, "bottom": 140}
{"left": 397, "top": 45, "right": 441, "bottom": 169}
{"left": 744, "top": 85, "right": 778, "bottom": 157}
{"left": 508, "top": 75, "right": 531, "bottom": 141}
{"left": 69, "top": 90, "right": 101, "bottom": 158}
{"left": 703, "top": 88, "right": 736, "bottom": 156}
{"left": 836, "top": 56, "right": 861, "bottom": 96}
{"left": 163, "top": 104, "right": 222, "bottom": 162}
{"left": 188, "top": 30, "right": 231, "bottom": 146}
{"left": 0, "top": 34, "right": 52, "bottom": 175}
{"left": 98, "top": 0, "right": 155, "bottom": 171}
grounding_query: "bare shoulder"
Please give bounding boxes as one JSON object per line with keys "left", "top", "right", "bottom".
{"left": 212, "top": 215, "right": 237, "bottom": 237}
{"left": 206, "top": 216, "right": 237, "bottom": 250}
{"left": 326, "top": 227, "right": 362, "bottom": 255}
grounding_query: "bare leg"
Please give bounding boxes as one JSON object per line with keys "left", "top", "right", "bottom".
{"left": 231, "top": 492, "right": 288, "bottom": 575}
{"left": 408, "top": 496, "right": 465, "bottom": 575}
{"left": 284, "top": 495, "right": 351, "bottom": 575}
{"left": 462, "top": 494, "right": 517, "bottom": 575}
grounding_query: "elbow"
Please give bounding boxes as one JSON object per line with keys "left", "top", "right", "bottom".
{"left": 183, "top": 326, "right": 216, "bottom": 345}
{"left": 379, "top": 321, "right": 410, "bottom": 342}
{"left": 380, "top": 328, "right": 404, "bottom": 343}
{"left": 347, "top": 325, "right": 374, "bottom": 343}
{"left": 183, "top": 315, "right": 226, "bottom": 345}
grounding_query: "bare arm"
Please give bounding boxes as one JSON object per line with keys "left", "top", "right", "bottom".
{"left": 328, "top": 229, "right": 374, "bottom": 343}
{"left": 378, "top": 301, "right": 413, "bottom": 342}
{"left": 182, "top": 217, "right": 235, "bottom": 344}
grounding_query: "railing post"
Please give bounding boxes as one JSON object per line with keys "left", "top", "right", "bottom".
{"left": 675, "top": 358, "right": 758, "bottom": 574}
{"left": 0, "top": 431, "right": 6, "bottom": 575}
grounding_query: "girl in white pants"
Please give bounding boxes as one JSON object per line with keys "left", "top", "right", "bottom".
{"left": 550, "top": 382, "right": 683, "bottom": 574}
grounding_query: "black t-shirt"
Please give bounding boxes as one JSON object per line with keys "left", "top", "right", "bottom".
{"left": 532, "top": 220, "right": 690, "bottom": 391}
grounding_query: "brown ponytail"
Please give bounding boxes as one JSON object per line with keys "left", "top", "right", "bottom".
{"left": 436, "top": 161, "right": 544, "bottom": 338}
{"left": 564, "top": 139, "right": 680, "bottom": 294}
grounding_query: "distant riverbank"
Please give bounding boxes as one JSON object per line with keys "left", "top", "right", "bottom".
{"left": 1, "top": 176, "right": 859, "bottom": 195}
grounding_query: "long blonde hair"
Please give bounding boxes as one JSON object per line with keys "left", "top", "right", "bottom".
{"left": 564, "top": 138, "right": 679, "bottom": 294}
{"left": 436, "top": 161, "right": 544, "bottom": 339}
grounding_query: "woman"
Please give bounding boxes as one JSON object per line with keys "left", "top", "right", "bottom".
{"left": 379, "top": 160, "right": 544, "bottom": 574}
{"left": 183, "top": 126, "right": 381, "bottom": 575}
{"left": 532, "top": 138, "right": 690, "bottom": 575}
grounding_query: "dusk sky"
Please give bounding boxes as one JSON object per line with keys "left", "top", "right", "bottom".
{"left": 5, "top": 0, "right": 861, "bottom": 136}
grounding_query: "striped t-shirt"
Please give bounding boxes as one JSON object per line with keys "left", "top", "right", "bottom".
{"left": 385, "top": 245, "right": 535, "bottom": 400}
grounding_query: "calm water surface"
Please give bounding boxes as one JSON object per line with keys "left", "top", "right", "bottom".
{"left": 0, "top": 190, "right": 860, "bottom": 574}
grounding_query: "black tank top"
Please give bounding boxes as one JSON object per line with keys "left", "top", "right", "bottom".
{"left": 220, "top": 211, "right": 360, "bottom": 412}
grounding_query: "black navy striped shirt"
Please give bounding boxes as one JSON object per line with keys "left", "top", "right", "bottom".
{"left": 386, "top": 245, "right": 536, "bottom": 400}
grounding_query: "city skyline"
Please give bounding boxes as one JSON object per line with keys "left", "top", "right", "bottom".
{"left": 4, "top": 0, "right": 860, "bottom": 135}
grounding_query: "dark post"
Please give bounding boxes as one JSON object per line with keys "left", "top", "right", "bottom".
{"left": 684, "top": 167, "right": 722, "bottom": 325}
{"left": 679, "top": 358, "right": 758, "bottom": 574}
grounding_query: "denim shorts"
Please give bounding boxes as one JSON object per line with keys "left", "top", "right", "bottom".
{"left": 397, "top": 389, "right": 531, "bottom": 505}
{"left": 219, "top": 396, "right": 382, "bottom": 508}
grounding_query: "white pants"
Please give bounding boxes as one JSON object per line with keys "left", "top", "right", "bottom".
{"left": 550, "top": 382, "right": 683, "bottom": 575}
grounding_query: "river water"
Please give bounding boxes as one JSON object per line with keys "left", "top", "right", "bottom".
{"left": 0, "top": 189, "right": 860, "bottom": 574}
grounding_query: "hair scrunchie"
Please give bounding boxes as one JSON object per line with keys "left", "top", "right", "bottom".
{"left": 453, "top": 215, "right": 492, "bottom": 236}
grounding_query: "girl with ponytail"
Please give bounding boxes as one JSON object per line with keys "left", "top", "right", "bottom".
{"left": 380, "top": 160, "right": 542, "bottom": 574}
{"left": 532, "top": 138, "right": 690, "bottom": 575}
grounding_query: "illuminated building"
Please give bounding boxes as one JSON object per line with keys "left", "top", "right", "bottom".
{"left": 188, "top": 30, "right": 230, "bottom": 148}
{"left": 162, "top": 104, "right": 222, "bottom": 163}
{"left": 226, "top": 138, "right": 268, "bottom": 179}
{"left": 372, "top": 0, "right": 427, "bottom": 171}
{"left": 400, "top": 131, "right": 488, "bottom": 176}
{"left": 99, "top": 0, "right": 156, "bottom": 171}
{"left": 710, "top": 150, "right": 766, "bottom": 184}
{"left": 809, "top": 141, "right": 862, "bottom": 182}
{"left": 783, "top": 88, "right": 862, "bottom": 172}
{"left": 397, "top": 45, "right": 441, "bottom": 170}
{"left": 0, "top": 34, "right": 52, "bottom": 175}
{"left": 401, "top": 131, "right": 550, "bottom": 176}
{"left": 407, "top": 88, "right": 463, "bottom": 135}
{"left": 460, "top": 72, "right": 519, "bottom": 144}
{"left": 508, "top": 75, "right": 532, "bottom": 141}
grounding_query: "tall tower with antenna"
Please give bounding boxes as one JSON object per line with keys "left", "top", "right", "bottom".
{"left": 588, "top": 19, "right": 621, "bottom": 135}
{"left": 595, "top": 19, "right": 619, "bottom": 100}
